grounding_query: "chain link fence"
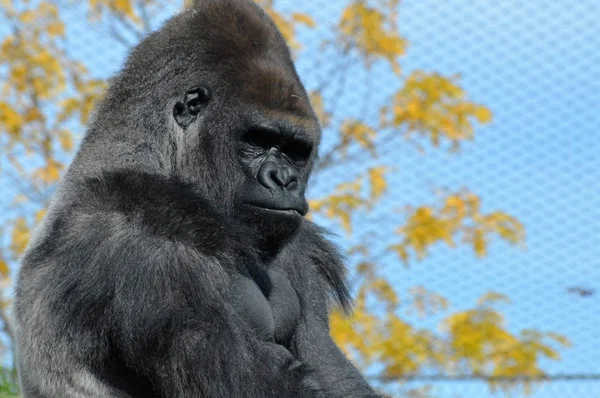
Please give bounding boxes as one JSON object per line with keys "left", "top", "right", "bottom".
{"left": 1, "top": 0, "right": 599, "bottom": 397}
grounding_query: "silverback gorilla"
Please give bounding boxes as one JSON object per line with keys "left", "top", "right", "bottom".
{"left": 14, "top": 0, "right": 378, "bottom": 397}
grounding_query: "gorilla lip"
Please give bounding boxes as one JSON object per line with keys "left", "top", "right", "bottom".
{"left": 245, "top": 203, "right": 304, "bottom": 217}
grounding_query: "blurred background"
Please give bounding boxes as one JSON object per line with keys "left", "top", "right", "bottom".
{"left": 0, "top": 0, "right": 598, "bottom": 397}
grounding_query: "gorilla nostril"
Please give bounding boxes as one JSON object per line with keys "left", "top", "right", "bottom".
{"left": 270, "top": 169, "right": 284, "bottom": 186}
{"left": 279, "top": 168, "right": 290, "bottom": 186}
{"left": 276, "top": 167, "right": 300, "bottom": 189}
{"left": 258, "top": 162, "right": 301, "bottom": 190}
{"left": 285, "top": 179, "right": 300, "bottom": 192}
{"left": 257, "top": 162, "right": 280, "bottom": 190}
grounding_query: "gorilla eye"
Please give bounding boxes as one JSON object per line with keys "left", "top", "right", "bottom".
{"left": 242, "top": 127, "right": 279, "bottom": 150}
{"left": 282, "top": 140, "right": 312, "bottom": 163}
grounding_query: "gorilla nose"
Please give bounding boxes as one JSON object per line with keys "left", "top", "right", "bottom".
{"left": 258, "top": 162, "right": 300, "bottom": 191}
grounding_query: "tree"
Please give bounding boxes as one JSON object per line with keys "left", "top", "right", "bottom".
{"left": 0, "top": 0, "right": 569, "bottom": 396}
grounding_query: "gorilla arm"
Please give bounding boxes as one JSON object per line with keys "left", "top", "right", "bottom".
{"left": 18, "top": 170, "right": 322, "bottom": 398}
{"left": 294, "top": 304, "right": 379, "bottom": 398}
{"left": 290, "top": 225, "right": 381, "bottom": 398}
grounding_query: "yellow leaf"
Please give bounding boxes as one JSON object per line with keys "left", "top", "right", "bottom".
{"left": 35, "top": 209, "right": 47, "bottom": 224}
{"left": 11, "top": 218, "right": 30, "bottom": 257}
{"left": 389, "top": 243, "right": 409, "bottom": 264}
{"left": 393, "top": 191, "right": 524, "bottom": 261}
{"left": 340, "top": 119, "right": 376, "bottom": 155}
{"left": 0, "top": 259, "right": 9, "bottom": 277}
{"left": 477, "top": 292, "right": 511, "bottom": 306}
{"left": 0, "top": 102, "right": 23, "bottom": 137}
{"left": 59, "top": 129, "right": 74, "bottom": 152}
{"left": 292, "top": 13, "right": 316, "bottom": 28}
{"left": 339, "top": 1, "right": 406, "bottom": 71}
{"left": 475, "top": 106, "right": 493, "bottom": 123}
{"left": 19, "top": 10, "right": 35, "bottom": 23}
{"left": 264, "top": 8, "right": 303, "bottom": 51}
{"left": 58, "top": 98, "right": 81, "bottom": 123}
{"left": 35, "top": 159, "right": 64, "bottom": 183}
{"left": 473, "top": 228, "right": 487, "bottom": 257}
{"left": 546, "top": 332, "right": 572, "bottom": 347}
{"left": 12, "top": 194, "right": 29, "bottom": 205}
{"left": 339, "top": 212, "right": 352, "bottom": 233}
{"left": 47, "top": 21, "right": 65, "bottom": 37}
{"left": 368, "top": 167, "right": 387, "bottom": 202}
{"left": 442, "top": 194, "right": 466, "bottom": 221}
{"left": 409, "top": 286, "right": 449, "bottom": 317}
{"left": 386, "top": 72, "right": 490, "bottom": 150}
{"left": 465, "top": 192, "right": 480, "bottom": 216}
{"left": 23, "top": 107, "right": 44, "bottom": 123}
{"left": 114, "top": 0, "right": 136, "bottom": 18}
{"left": 9, "top": 65, "right": 29, "bottom": 93}
{"left": 355, "top": 261, "right": 373, "bottom": 275}
{"left": 308, "top": 91, "right": 331, "bottom": 128}
{"left": 370, "top": 278, "right": 399, "bottom": 307}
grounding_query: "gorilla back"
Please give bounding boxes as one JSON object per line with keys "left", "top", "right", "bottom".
{"left": 14, "top": 0, "right": 378, "bottom": 397}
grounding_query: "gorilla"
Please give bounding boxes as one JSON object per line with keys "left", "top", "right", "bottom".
{"left": 14, "top": 0, "right": 378, "bottom": 397}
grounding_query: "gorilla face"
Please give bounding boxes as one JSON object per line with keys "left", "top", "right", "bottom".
{"left": 173, "top": 86, "right": 313, "bottom": 218}
{"left": 237, "top": 124, "right": 312, "bottom": 217}
{"left": 234, "top": 120, "right": 315, "bottom": 248}
{"left": 173, "top": 85, "right": 316, "bottom": 246}
{"left": 170, "top": 59, "right": 319, "bottom": 249}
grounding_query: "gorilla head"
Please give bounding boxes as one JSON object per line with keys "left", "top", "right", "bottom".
{"left": 80, "top": 0, "right": 320, "bottom": 250}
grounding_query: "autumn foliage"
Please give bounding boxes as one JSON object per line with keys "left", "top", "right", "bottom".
{"left": 0, "top": 0, "right": 568, "bottom": 396}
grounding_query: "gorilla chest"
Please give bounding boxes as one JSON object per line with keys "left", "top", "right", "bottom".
{"left": 230, "top": 269, "right": 301, "bottom": 343}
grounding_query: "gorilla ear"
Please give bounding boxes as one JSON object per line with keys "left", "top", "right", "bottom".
{"left": 173, "top": 87, "right": 211, "bottom": 129}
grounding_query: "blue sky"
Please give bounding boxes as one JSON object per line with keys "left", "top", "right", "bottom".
{"left": 291, "top": 1, "right": 599, "bottom": 396}
{"left": 2, "top": 0, "right": 599, "bottom": 397}
{"left": 358, "top": 1, "right": 600, "bottom": 396}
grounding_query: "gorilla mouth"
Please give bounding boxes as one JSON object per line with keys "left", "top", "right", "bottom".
{"left": 244, "top": 203, "right": 305, "bottom": 217}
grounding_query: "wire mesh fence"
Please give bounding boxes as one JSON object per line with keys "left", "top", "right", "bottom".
{"left": 0, "top": 0, "right": 599, "bottom": 397}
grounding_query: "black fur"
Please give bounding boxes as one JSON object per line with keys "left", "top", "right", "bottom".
{"left": 14, "top": 0, "right": 378, "bottom": 397}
